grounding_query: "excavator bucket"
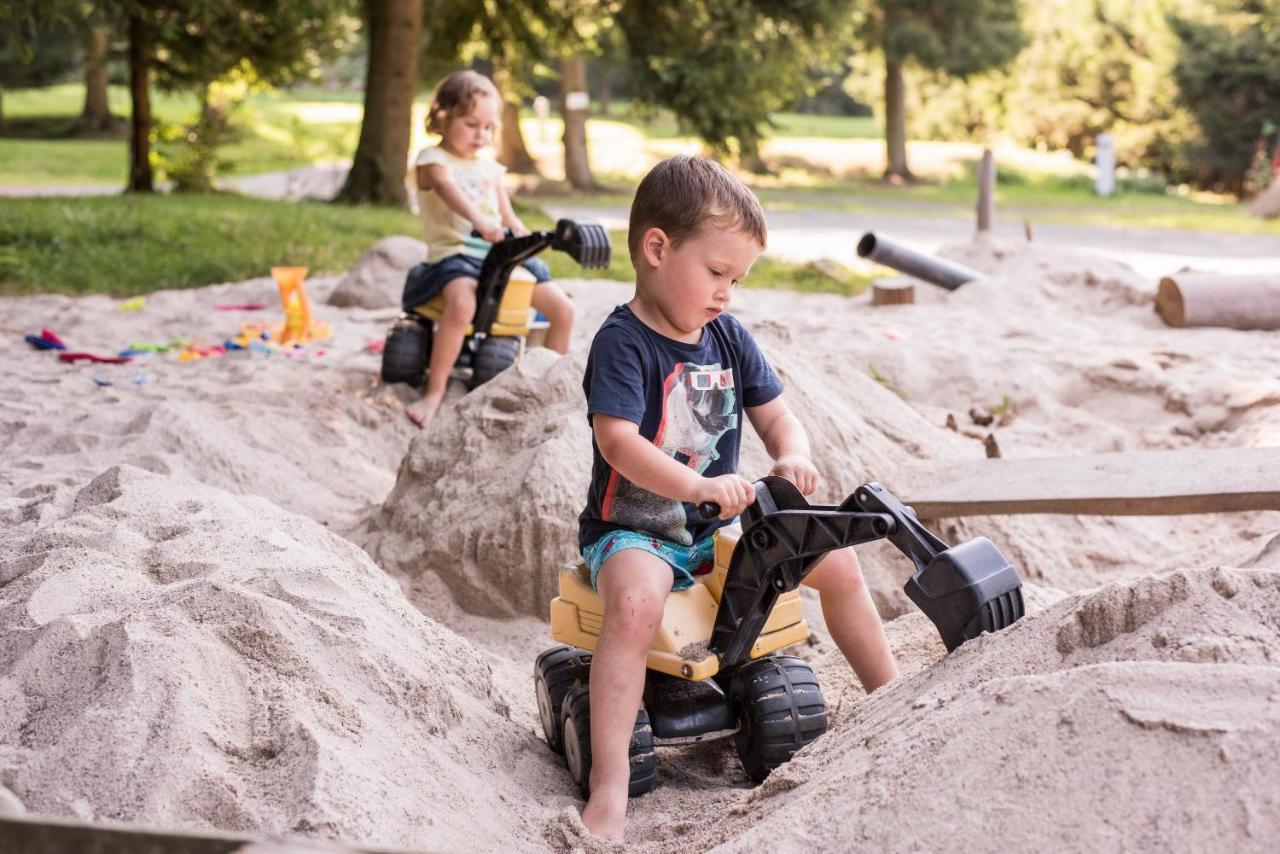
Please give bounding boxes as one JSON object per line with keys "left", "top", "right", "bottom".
{"left": 552, "top": 219, "right": 611, "bottom": 269}
{"left": 903, "top": 536, "right": 1025, "bottom": 652}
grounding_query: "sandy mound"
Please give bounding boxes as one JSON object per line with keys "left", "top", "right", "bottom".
{"left": 673, "top": 567, "right": 1280, "bottom": 852}
{"left": 0, "top": 465, "right": 560, "bottom": 850}
{"left": 1, "top": 278, "right": 412, "bottom": 532}
{"left": 327, "top": 236, "right": 425, "bottom": 310}
{"left": 366, "top": 348, "right": 590, "bottom": 617}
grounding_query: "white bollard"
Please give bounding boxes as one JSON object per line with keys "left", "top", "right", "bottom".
{"left": 1095, "top": 133, "right": 1116, "bottom": 197}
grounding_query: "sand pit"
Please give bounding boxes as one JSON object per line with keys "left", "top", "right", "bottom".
{"left": 0, "top": 465, "right": 557, "bottom": 850}
{"left": 2, "top": 236, "right": 1279, "bottom": 850}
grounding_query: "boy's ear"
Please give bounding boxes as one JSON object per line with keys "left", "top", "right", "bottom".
{"left": 639, "top": 227, "right": 669, "bottom": 269}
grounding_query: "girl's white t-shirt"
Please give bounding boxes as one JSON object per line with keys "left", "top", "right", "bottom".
{"left": 415, "top": 145, "right": 506, "bottom": 261}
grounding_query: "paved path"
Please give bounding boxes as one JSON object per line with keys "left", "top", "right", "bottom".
{"left": 541, "top": 201, "right": 1280, "bottom": 283}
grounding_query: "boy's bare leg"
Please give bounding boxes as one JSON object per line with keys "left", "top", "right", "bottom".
{"left": 802, "top": 547, "right": 898, "bottom": 693}
{"left": 406, "top": 276, "right": 476, "bottom": 429}
{"left": 531, "top": 281, "right": 576, "bottom": 354}
{"left": 581, "top": 549, "right": 673, "bottom": 840}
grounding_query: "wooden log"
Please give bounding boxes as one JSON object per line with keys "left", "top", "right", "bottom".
{"left": 893, "top": 447, "right": 1280, "bottom": 519}
{"left": 871, "top": 276, "right": 916, "bottom": 306}
{"left": 1156, "top": 273, "right": 1280, "bottom": 330}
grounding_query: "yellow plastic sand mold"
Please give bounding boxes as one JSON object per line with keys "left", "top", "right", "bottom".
{"left": 270, "top": 266, "right": 332, "bottom": 345}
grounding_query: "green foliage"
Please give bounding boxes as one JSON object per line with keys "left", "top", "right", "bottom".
{"left": 1169, "top": 1, "right": 1280, "bottom": 193}
{"left": 869, "top": 0, "right": 1025, "bottom": 75}
{"left": 0, "top": 14, "right": 80, "bottom": 88}
{"left": 616, "top": 0, "right": 855, "bottom": 160}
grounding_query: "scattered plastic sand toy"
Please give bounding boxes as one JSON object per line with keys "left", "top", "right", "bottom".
{"left": 213, "top": 301, "right": 269, "bottom": 312}
{"left": 116, "top": 297, "right": 146, "bottom": 312}
{"left": 270, "top": 266, "right": 331, "bottom": 345}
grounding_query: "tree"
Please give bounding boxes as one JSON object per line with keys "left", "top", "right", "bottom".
{"left": 1169, "top": 0, "right": 1280, "bottom": 194}
{"left": 108, "top": 0, "right": 348, "bottom": 193}
{"left": 336, "top": 0, "right": 422, "bottom": 205}
{"left": 616, "top": 0, "right": 853, "bottom": 168}
{"left": 859, "top": 0, "right": 1025, "bottom": 180}
{"left": 0, "top": 6, "right": 80, "bottom": 130}
{"left": 74, "top": 17, "right": 120, "bottom": 133}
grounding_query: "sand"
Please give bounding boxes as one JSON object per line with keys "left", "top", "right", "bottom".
{"left": 1, "top": 236, "right": 1278, "bottom": 851}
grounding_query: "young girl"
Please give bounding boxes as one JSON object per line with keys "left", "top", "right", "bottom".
{"left": 403, "top": 70, "right": 577, "bottom": 429}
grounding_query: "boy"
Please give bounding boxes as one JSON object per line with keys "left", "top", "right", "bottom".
{"left": 577, "top": 155, "right": 899, "bottom": 840}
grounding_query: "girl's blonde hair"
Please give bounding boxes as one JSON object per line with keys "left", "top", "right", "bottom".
{"left": 427, "top": 70, "right": 500, "bottom": 135}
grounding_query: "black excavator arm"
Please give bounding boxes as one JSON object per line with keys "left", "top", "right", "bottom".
{"left": 703, "top": 476, "right": 1025, "bottom": 670}
{"left": 471, "top": 219, "right": 611, "bottom": 335}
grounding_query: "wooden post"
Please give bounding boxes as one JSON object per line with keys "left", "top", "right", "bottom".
{"left": 976, "top": 148, "right": 995, "bottom": 233}
{"left": 1156, "top": 273, "right": 1280, "bottom": 330}
{"left": 871, "top": 276, "right": 916, "bottom": 306}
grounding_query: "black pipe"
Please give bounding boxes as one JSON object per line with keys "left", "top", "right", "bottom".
{"left": 857, "top": 232, "right": 981, "bottom": 291}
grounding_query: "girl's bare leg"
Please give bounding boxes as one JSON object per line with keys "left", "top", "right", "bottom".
{"left": 531, "top": 281, "right": 577, "bottom": 354}
{"left": 406, "top": 276, "right": 476, "bottom": 429}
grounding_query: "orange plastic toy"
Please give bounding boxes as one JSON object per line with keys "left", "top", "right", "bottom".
{"left": 270, "top": 266, "right": 331, "bottom": 345}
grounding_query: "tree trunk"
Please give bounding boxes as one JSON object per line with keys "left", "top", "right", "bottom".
{"left": 739, "top": 133, "right": 767, "bottom": 174}
{"left": 126, "top": 12, "right": 154, "bottom": 193}
{"left": 883, "top": 55, "right": 912, "bottom": 181}
{"left": 335, "top": 0, "right": 423, "bottom": 206}
{"left": 561, "top": 55, "right": 598, "bottom": 192}
{"left": 493, "top": 65, "right": 539, "bottom": 175}
{"left": 77, "top": 25, "right": 116, "bottom": 133}
{"left": 598, "top": 69, "right": 611, "bottom": 117}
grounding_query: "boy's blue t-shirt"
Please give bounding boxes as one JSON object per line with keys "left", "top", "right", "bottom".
{"left": 578, "top": 304, "right": 784, "bottom": 551}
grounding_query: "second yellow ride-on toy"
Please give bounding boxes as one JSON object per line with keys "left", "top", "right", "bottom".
{"left": 380, "top": 219, "right": 610, "bottom": 389}
{"left": 536, "top": 476, "right": 1026, "bottom": 796}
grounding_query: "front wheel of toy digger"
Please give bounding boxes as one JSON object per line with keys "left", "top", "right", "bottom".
{"left": 468, "top": 336, "right": 520, "bottom": 389}
{"left": 561, "top": 686, "right": 657, "bottom": 798}
{"left": 730, "top": 655, "right": 828, "bottom": 783}
{"left": 535, "top": 645, "right": 592, "bottom": 755}
{"left": 381, "top": 317, "right": 431, "bottom": 386}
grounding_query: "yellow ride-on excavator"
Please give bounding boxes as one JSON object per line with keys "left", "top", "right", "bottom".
{"left": 536, "top": 476, "right": 1025, "bottom": 795}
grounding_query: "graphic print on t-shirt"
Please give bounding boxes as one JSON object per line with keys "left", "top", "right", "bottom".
{"left": 603, "top": 361, "right": 736, "bottom": 545}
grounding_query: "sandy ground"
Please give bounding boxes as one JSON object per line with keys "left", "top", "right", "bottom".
{"left": 1, "top": 238, "right": 1278, "bottom": 851}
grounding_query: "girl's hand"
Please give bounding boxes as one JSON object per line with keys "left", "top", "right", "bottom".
{"left": 770, "top": 454, "right": 819, "bottom": 495}
{"left": 475, "top": 221, "right": 505, "bottom": 242}
{"left": 510, "top": 223, "right": 531, "bottom": 237}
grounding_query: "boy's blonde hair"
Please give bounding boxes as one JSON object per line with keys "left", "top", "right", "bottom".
{"left": 427, "top": 70, "right": 499, "bottom": 135}
{"left": 627, "top": 155, "right": 767, "bottom": 263}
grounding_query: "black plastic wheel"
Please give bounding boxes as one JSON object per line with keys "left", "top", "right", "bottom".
{"left": 380, "top": 317, "right": 432, "bottom": 386}
{"left": 534, "top": 645, "right": 592, "bottom": 755}
{"left": 729, "top": 655, "right": 828, "bottom": 783}
{"left": 560, "top": 686, "right": 657, "bottom": 798}
{"left": 468, "top": 336, "right": 520, "bottom": 389}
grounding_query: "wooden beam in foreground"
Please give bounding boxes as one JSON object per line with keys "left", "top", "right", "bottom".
{"left": 895, "top": 447, "right": 1280, "bottom": 518}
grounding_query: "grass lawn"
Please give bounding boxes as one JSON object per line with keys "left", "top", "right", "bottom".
{"left": 0, "top": 194, "right": 865, "bottom": 298}
{"left": 0, "top": 85, "right": 360, "bottom": 185}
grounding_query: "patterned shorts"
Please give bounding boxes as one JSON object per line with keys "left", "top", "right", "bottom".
{"left": 582, "top": 530, "right": 717, "bottom": 593}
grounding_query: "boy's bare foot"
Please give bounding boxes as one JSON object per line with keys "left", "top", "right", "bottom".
{"left": 580, "top": 782, "right": 628, "bottom": 840}
{"left": 405, "top": 395, "right": 443, "bottom": 430}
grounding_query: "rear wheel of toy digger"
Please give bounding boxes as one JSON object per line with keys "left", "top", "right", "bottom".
{"left": 561, "top": 686, "right": 657, "bottom": 798}
{"left": 729, "top": 655, "right": 828, "bottom": 783}
{"left": 381, "top": 317, "right": 431, "bottom": 386}
{"left": 468, "top": 336, "right": 520, "bottom": 389}
{"left": 535, "top": 645, "right": 592, "bottom": 755}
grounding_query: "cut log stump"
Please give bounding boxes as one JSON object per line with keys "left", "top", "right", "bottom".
{"left": 1156, "top": 273, "right": 1280, "bottom": 330}
{"left": 871, "top": 276, "right": 916, "bottom": 306}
